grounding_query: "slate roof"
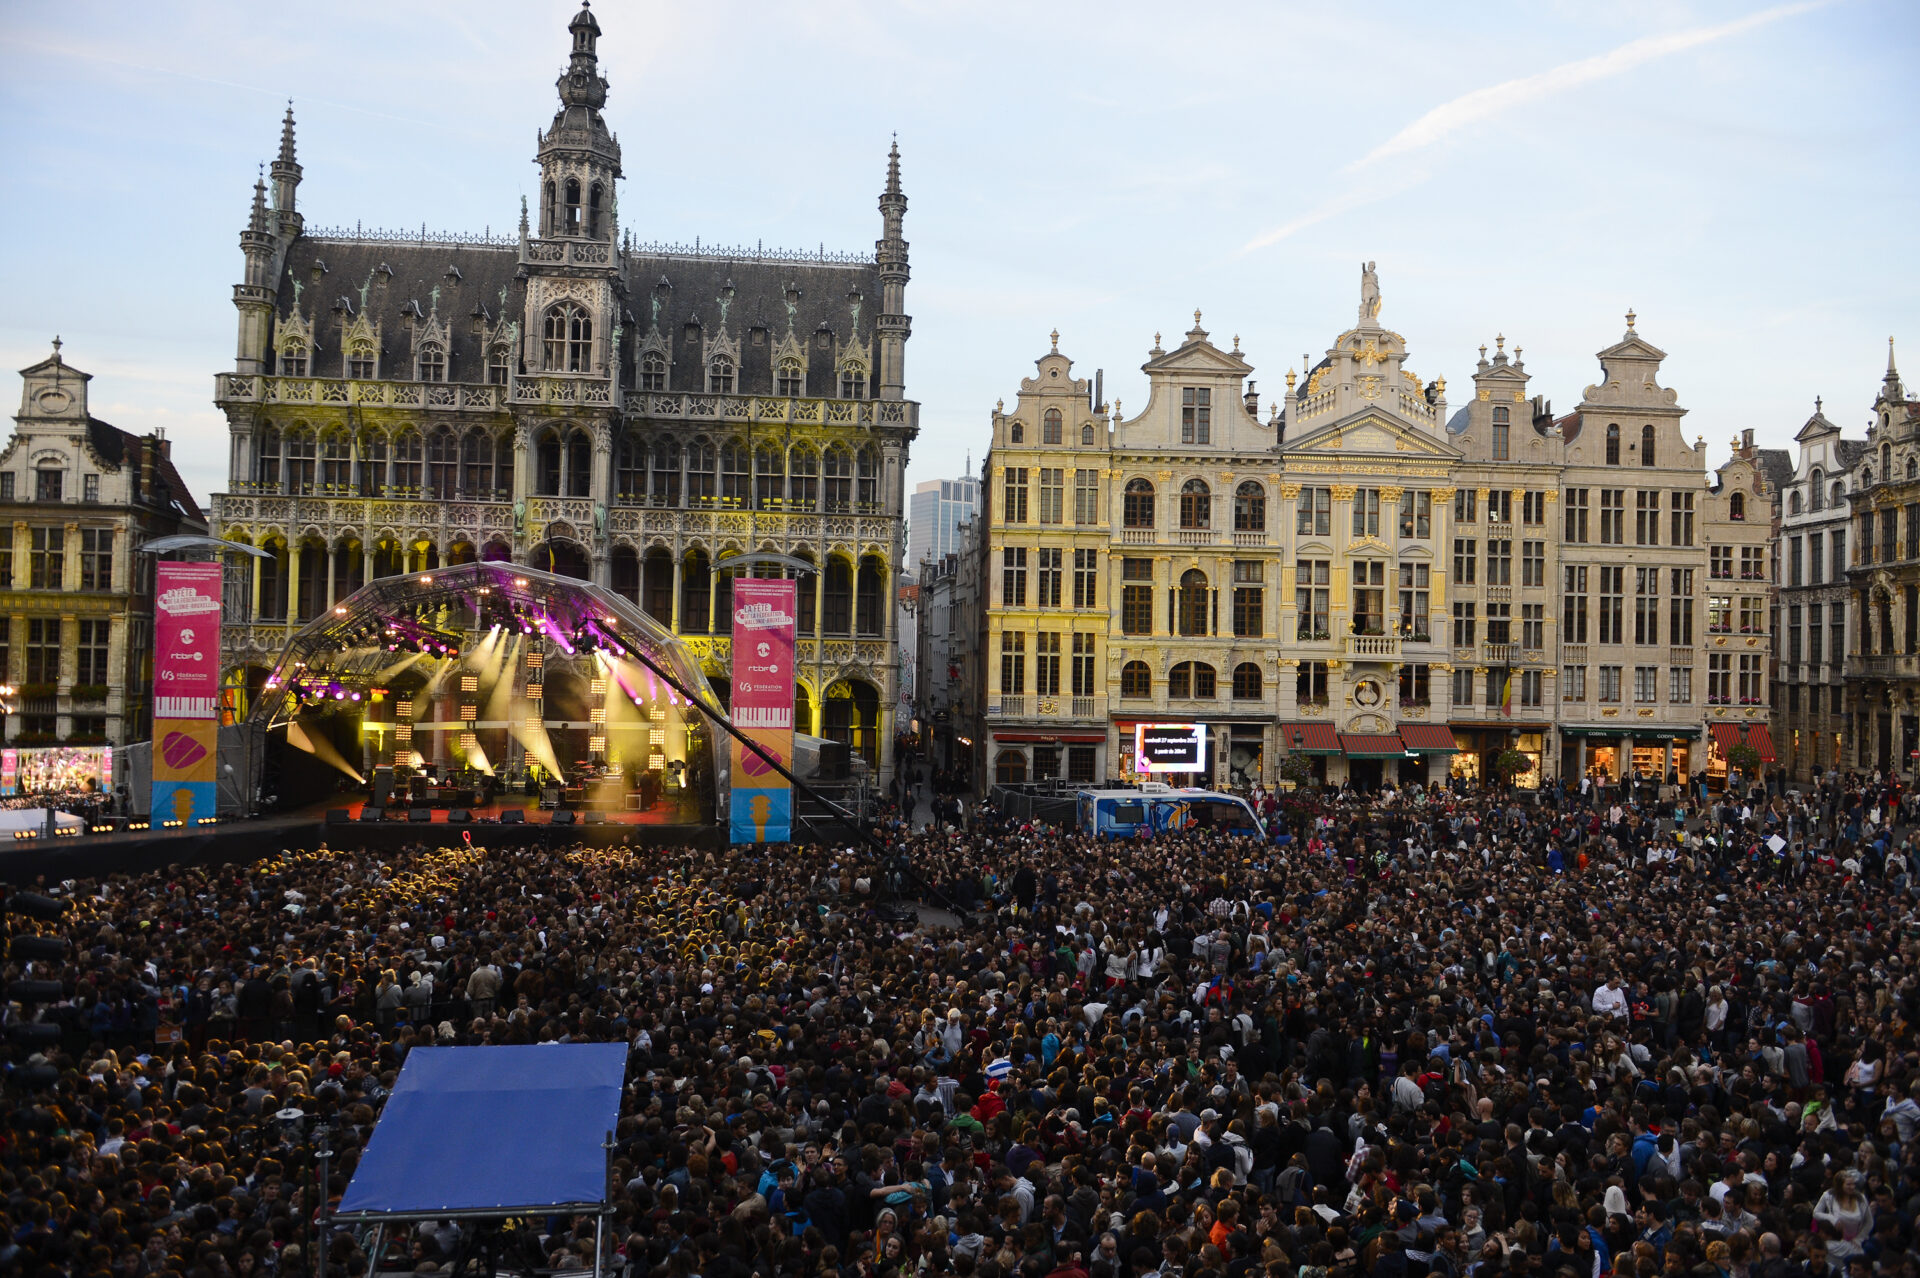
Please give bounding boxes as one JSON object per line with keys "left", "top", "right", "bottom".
{"left": 1754, "top": 447, "right": 1794, "bottom": 494}
{"left": 275, "top": 236, "right": 883, "bottom": 399}
{"left": 85, "top": 417, "right": 205, "bottom": 524}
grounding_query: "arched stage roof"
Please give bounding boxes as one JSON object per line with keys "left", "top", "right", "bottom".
{"left": 249, "top": 560, "right": 722, "bottom": 741}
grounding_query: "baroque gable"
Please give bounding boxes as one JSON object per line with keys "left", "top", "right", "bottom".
{"left": 1284, "top": 411, "right": 1459, "bottom": 459}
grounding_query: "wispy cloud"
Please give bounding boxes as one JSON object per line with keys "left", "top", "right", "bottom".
{"left": 1244, "top": 0, "right": 1832, "bottom": 252}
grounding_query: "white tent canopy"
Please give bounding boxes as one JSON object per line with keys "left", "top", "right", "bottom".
{"left": 0, "top": 808, "right": 85, "bottom": 833}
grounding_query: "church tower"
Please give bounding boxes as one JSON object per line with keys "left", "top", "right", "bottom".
{"left": 876, "top": 141, "right": 911, "bottom": 400}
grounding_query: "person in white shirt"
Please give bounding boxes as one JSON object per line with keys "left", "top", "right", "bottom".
{"left": 1591, "top": 976, "right": 1630, "bottom": 1021}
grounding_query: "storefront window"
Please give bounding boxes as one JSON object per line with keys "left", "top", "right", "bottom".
{"left": 1449, "top": 751, "right": 1480, "bottom": 783}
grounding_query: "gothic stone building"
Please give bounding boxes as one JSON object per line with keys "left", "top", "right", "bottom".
{"left": 1843, "top": 344, "right": 1920, "bottom": 775}
{"left": 4, "top": 346, "right": 207, "bottom": 747}
{"left": 209, "top": 5, "right": 917, "bottom": 779}
{"left": 976, "top": 269, "right": 1775, "bottom": 791}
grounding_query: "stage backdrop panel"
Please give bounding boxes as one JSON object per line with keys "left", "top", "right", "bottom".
{"left": 729, "top": 580, "right": 796, "bottom": 844}
{"left": 338, "top": 1043, "right": 628, "bottom": 1217}
{"left": 152, "top": 562, "right": 223, "bottom": 823}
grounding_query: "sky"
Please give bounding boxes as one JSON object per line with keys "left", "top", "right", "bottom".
{"left": 1, "top": 0, "right": 1916, "bottom": 510}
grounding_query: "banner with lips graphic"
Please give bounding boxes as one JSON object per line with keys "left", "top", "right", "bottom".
{"left": 728, "top": 579, "right": 796, "bottom": 845}
{"left": 152, "top": 562, "right": 222, "bottom": 823}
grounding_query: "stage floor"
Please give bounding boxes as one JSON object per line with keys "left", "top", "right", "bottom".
{"left": 332, "top": 789, "right": 701, "bottom": 827}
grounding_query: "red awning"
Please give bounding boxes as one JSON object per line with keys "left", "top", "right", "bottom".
{"left": 991, "top": 732, "right": 1107, "bottom": 744}
{"left": 1279, "top": 722, "right": 1340, "bottom": 754}
{"left": 1745, "top": 724, "right": 1777, "bottom": 762}
{"left": 1708, "top": 722, "right": 1744, "bottom": 754}
{"left": 1341, "top": 733, "right": 1412, "bottom": 758}
{"left": 1398, "top": 725, "right": 1460, "bottom": 753}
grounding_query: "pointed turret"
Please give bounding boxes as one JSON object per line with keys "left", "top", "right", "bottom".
{"left": 875, "top": 138, "right": 911, "bottom": 400}
{"left": 233, "top": 170, "right": 278, "bottom": 374}
{"left": 1886, "top": 336, "right": 1903, "bottom": 401}
{"left": 535, "top": 1, "right": 621, "bottom": 241}
{"left": 270, "top": 103, "right": 304, "bottom": 236}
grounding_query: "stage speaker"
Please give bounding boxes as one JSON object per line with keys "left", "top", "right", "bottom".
{"left": 817, "top": 741, "right": 851, "bottom": 780}
{"left": 8, "top": 936, "right": 66, "bottom": 962}
{"left": 449, "top": 809, "right": 472, "bottom": 824}
{"left": 8, "top": 1023, "right": 60, "bottom": 1046}
{"left": 8, "top": 980, "right": 63, "bottom": 1003}
{"left": 582, "top": 811, "right": 605, "bottom": 825}
{"left": 500, "top": 809, "right": 526, "bottom": 825}
{"left": 5, "top": 894, "right": 67, "bottom": 920}
{"left": 371, "top": 765, "right": 394, "bottom": 809}
{"left": 13, "top": 1065, "right": 58, "bottom": 1091}
{"left": 551, "top": 809, "right": 576, "bottom": 826}
{"left": 326, "top": 809, "right": 352, "bottom": 825}
{"left": 358, "top": 808, "right": 383, "bottom": 823}
{"left": 408, "top": 808, "right": 432, "bottom": 823}
{"left": 409, "top": 775, "right": 429, "bottom": 802}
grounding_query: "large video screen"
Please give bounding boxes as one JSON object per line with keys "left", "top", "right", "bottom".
{"left": 1134, "top": 723, "right": 1207, "bottom": 773}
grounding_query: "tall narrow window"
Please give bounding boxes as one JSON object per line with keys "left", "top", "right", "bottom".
{"left": 1232, "top": 560, "right": 1264, "bottom": 637}
{"left": 1606, "top": 423, "right": 1621, "bottom": 465}
{"left": 775, "top": 358, "right": 804, "bottom": 397}
{"left": 1235, "top": 481, "right": 1266, "bottom": 532}
{"left": 1073, "top": 549, "right": 1098, "bottom": 608}
{"left": 786, "top": 446, "right": 816, "bottom": 509}
{"left": 1121, "top": 559, "right": 1153, "bottom": 634}
{"left": 1179, "top": 479, "right": 1211, "bottom": 529}
{"left": 1036, "top": 547, "right": 1063, "bottom": 607}
{"left": 1563, "top": 488, "right": 1588, "bottom": 542}
{"left": 1043, "top": 408, "right": 1063, "bottom": 445}
{"left": 1181, "top": 388, "right": 1211, "bottom": 444}
{"left": 1004, "top": 468, "right": 1030, "bottom": 524}
{"left": 1295, "top": 560, "right": 1330, "bottom": 638}
{"left": 640, "top": 352, "right": 668, "bottom": 392}
{"left": 1001, "top": 547, "right": 1028, "bottom": 607}
{"left": 1074, "top": 469, "right": 1100, "bottom": 525}
{"left": 1038, "top": 469, "right": 1064, "bottom": 525}
{"left": 1071, "top": 632, "right": 1096, "bottom": 696}
{"left": 823, "top": 446, "right": 852, "bottom": 512}
{"left": 755, "top": 445, "right": 785, "bottom": 507}
{"left": 1296, "top": 487, "right": 1331, "bottom": 536}
{"left": 489, "top": 346, "right": 510, "bottom": 386}
{"left": 1177, "top": 569, "right": 1209, "bottom": 636}
{"left": 417, "top": 343, "right": 446, "bottom": 383}
{"left": 1641, "top": 424, "right": 1656, "bottom": 466}
{"left": 545, "top": 303, "right": 592, "bottom": 373}
{"left": 564, "top": 178, "right": 582, "bottom": 235}
{"left": 1491, "top": 405, "right": 1509, "bottom": 460}
{"left": 1562, "top": 566, "right": 1588, "bottom": 643}
{"left": 1035, "top": 632, "right": 1061, "bottom": 696}
{"left": 1122, "top": 478, "right": 1154, "bottom": 528}
{"left": 79, "top": 529, "right": 112, "bottom": 591}
{"left": 1000, "top": 632, "right": 1026, "bottom": 695}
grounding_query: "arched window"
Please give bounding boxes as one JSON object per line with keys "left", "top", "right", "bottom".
{"left": 680, "top": 549, "right": 712, "bottom": 634}
{"left": 686, "top": 438, "right": 716, "bottom": 504}
{"left": 1120, "top": 661, "right": 1151, "bottom": 699}
{"left": 1081, "top": 422, "right": 1095, "bottom": 446}
{"left": 543, "top": 180, "right": 558, "bottom": 237}
{"left": 1790, "top": 491, "right": 1803, "bottom": 515}
{"left": 462, "top": 431, "right": 497, "bottom": 498}
{"left": 347, "top": 340, "right": 376, "bottom": 380}
{"left": 1233, "top": 481, "right": 1266, "bottom": 532}
{"left": 425, "top": 428, "right": 458, "bottom": 499}
{"left": 793, "top": 550, "right": 817, "bottom": 634}
{"left": 535, "top": 429, "right": 562, "bottom": 495}
{"left": 856, "top": 554, "right": 885, "bottom": 636}
{"left": 544, "top": 303, "right": 592, "bottom": 373}
{"left": 1232, "top": 662, "right": 1262, "bottom": 699}
{"left": 775, "top": 358, "right": 804, "bottom": 397}
{"left": 391, "top": 429, "right": 423, "bottom": 491}
{"left": 1177, "top": 568, "right": 1209, "bottom": 636}
{"left": 995, "top": 750, "right": 1028, "bottom": 785}
{"left": 823, "top": 445, "right": 853, "bottom": 512}
{"left": 279, "top": 339, "right": 308, "bottom": 377}
{"left": 255, "top": 428, "right": 282, "bottom": 489}
{"left": 1043, "top": 408, "right": 1062, "bottom": 445}
{"left": 564, "top": 178, "right": 582, "bottom": 235}
{"left": 857, "top": 447, "right": 879, "bottom": 508}
{"left": 487, "top": 345, "right": 510, "bottom": 386}
{"left": 588, "top": 183, "right": 604, "bottom": 239}
{"left": 285, "top": 427, "right": 317, "bottom": 495}
{"left": 1909, "top": 457, "right": 1918, "bottom": 480}
{"left": 755, "top": 444, "right": 785, "bottom": 507}
{"left": 1009, "top": 421, "right": 1024, "bottom": 444}
{"left": 617, "top": 435, "right": 648, "bottom": 501}
{"left": 642, "top": 549, "right": 673, "bottom": 622}
{"left": 720, "top": 440, "right": 751, "bottom": 505}
{"left": 839, "top": 361, "right": 867, "bottom": 399}
{"left": 1179, "top": 479, "right": 1211, "bottom": 529}
{"left": 1730, "top": 492, "right": 1745, "bottom": 521}
{"left": 1884, "top": 443, "right": 1894, "bottom": 478}
{"left": 1605, "top": 423, "right": 1621, "bottom": 465}
{"left": 1168, "top": 661, "right": 1216, "bottom": 699}
{"left": 359, "top": 430, "right": 387, "bottom": 497}
{"left": 1810, "top": 469, "right": 1825, "bottom": 510}
{"left": 1641, "top": 424, "right": 1657, "bottom": 467}
{"left": 651, "top": 437, "right": 681, "bottom": 507}
{"left": 1123, "top": 478, "right": 1155, "bottom": 528}
{"left": 709, "top": 354, "right": 736, "bottom": 394}
{"left": 417, "top": 343, "right": 446, "bottom": 383}
{"left": 639, "top": 352, "right": 667, "bottom": 392}
{"left": 1833, "top": 481, "right": 1846, "bottom": 505}
{"left": 789, "top": 447, "right": 819, "bottom": 509}
{"left": 566, "top": 429, "right": 591, "bottom": 497}
{"left": 317, "top": 430, "right": 349, "bottom": 489}
{"left": 1491, "top": 405, "right": 1510, "bottom": 460}
{"left": 822, "top": 556, "right": 853, "bottom": 634}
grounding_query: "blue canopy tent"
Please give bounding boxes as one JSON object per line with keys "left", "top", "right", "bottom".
{"left": 336, "top": 1043, "right": 629, "bottom": 1276}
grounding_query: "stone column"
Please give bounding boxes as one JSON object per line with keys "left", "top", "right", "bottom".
{"left": 250, "top": 549, "right": 265, "bottom": 621}
{"left": 325, "top": 543, "right": 338, "bottom": 608}
{"left": 62, "top": 522, "right": 80, "bottom": 592}
{"left": 287, "top": 542, "right": 303, "bottom": 624}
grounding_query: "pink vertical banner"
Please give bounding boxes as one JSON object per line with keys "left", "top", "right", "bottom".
{"left": 729, "top": 579, "right": 797, "bottom": 844}
{"left": 153, "top": 562, "right": 224, "bottom": 823}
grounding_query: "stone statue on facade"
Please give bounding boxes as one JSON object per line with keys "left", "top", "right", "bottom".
{"left": 1360, "top": 261, "right": 1381, "bottom": 324}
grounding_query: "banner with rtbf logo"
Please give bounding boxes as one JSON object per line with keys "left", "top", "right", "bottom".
{"left": 728, "top": 579, "right": 796, "bottom": 844}
{"left": 152, "top": 562, "right": 222, "bottom": 823}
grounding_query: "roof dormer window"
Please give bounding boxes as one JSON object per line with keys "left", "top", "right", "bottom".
{"left": 279, "top": 339, "right": 308, "bottom": 377}
{"left": 1181, "top": 388, "right": 1211, "bottom": 445}
{"left": 417, "top": 342, "right": 446, "bottom": 383}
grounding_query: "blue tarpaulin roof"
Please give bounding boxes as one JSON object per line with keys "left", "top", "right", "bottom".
{"left": 337, "top": 1044, "right": 628, "bottom": 1218}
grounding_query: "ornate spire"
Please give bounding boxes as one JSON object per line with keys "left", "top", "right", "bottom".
{"left": 886, "top": 134, "right": 902, "bottom": 199}
{"left": 1625, "top": 307, "right": 1637, "bottom": 333}
{"left": 1886, "top": 336, "right": 1903, "bottom": 400}
{"left": 249, "top": 169, "right": 269, "bottom": 234}
{"left": 278, "top": 102, "right": 297, "bottom": 167}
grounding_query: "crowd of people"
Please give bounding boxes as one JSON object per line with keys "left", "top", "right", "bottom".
{"left": 4, "top": 768, "right": 1920, "bottom": 1278}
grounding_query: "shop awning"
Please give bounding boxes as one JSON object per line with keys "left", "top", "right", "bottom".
{"left": 992, "top": 732, "right": 1107, "bottom": 744}
{"left": 1341, "top": 733, "right": 1413, "bottom": 758}
{"left": 1708, "top": 722, "right": 1745, "bottom": 754}
{"left": 1745, "top": 724, "right": 1777, "bottom": 762}
{"left": 1279, "top": 722, "right": 1341, "bottom": 754}
{"left": 1398, "top": 725, "right": 1460, "bottom": 754}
